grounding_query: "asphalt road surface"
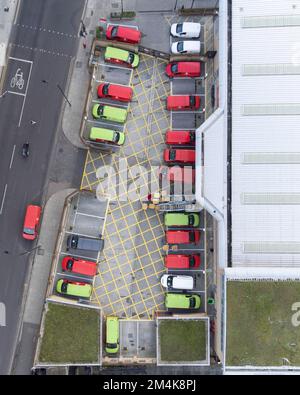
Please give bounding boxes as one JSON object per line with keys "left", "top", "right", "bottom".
{"left": 0, "top": 0, "right": 85, "bottom": 374}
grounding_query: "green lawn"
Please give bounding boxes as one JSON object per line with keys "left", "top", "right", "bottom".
{"left": 159, "top": 319, "right": 207, "bottom": 362}
{"left": 39, "top": 303, "right": 100, "bottom": 364}
{"left": 226, "top": 281, "right": 300, "bottom": 366}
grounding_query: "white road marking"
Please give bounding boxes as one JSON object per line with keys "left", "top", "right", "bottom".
{"left": 18, "top": 60, "right": 33, "bottom": 127}
{"left": 0, "top": 184, "right": 8, "bottom": 215}
{"left": 60, "top": 251, "right": 98, "bottom": 261}
{"left": 9, "top": 145, "right": 16, "bottom": 169}
{"left": 7, "top": 90, "right": 25, "bottom": 97}
{"left": 91, "top": 99, "right": 128, "bottom": 108}
{"left": 75, "top": 212, "right": 106, "bottom": 220}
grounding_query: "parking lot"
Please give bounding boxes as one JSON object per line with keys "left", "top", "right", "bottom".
{"left": 50, "top": 191, "right": 109, "bottom": 299}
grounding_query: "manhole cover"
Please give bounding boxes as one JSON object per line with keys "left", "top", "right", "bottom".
{"left": 76, "top": 61, "right": 82, "bottom": 68}
{"left": 37, "top": 248, "right": 45, "bottom": 256}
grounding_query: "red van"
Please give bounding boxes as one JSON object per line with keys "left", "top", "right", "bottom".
{"left": 165, "top": 254, "right": 201, "bottom": 269}
{"left": 165, "top": 130, "right": 195, "bottom": 145}
{"left": 160, "top": 166, "right": 195, "bottom": 184}
{"left": 167, "top": 95, "right": 200, "bottom": 111}
{"left": 22, "top": 205, "right": 42, "bottom": 240}
{"left": 62, "top": 257, "right": 97, "bottom": 277}
{"left": 165, "top": 62, "right": 201, "bottom": 78}
{"left": 166, "top": 230, "right": 200, "bottom": 244}
{"left": 97, "top": 83, "right": 133, "bottom": 102}
{"left": 164, "top": 149, "right": 196, "bottom": 164}
{"left": 106, "top": 25, "right": 142, "bottom": 44}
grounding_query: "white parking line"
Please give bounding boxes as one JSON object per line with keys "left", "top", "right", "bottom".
{"left": 0, "top": 184, "right": 8, "bottom": 215}
{"left": 9, "top": 145, "right": 16, "bottom": 169}
{"left": 9, "top": 56, "right": 33, "bottom": 64}
{"left": 107, "top": 23, "right": 139, "bottom": 30}
{"left": 76, "top": 212, "right": 106, "bottom": 220}
{"left": 96, "top": 62, "right": 134, "bottom": 73}
{"left": 60, "top": 251, "right": 98, "bottom": 261}
{"left": 56, "top": 272, "right": 94, "bottom": 282}
{"left": 91, "top": 99, "right": 128, "bottom": 108}
{"left": 86, "top": 119, "right": 123, "bottom": 128}
{"left": 64, "top": 231, "right": 101, "bottom": 239}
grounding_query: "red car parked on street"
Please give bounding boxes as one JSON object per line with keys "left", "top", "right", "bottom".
{"left": 97, "top": 83, "right": 133, "bottom": 102}
{"left": 165, "top": 254, "right": 201, "bottom": 269}
{"left": 164, "top": 149, "right": 196, "bottom": 164}
{"left": 165, "top": 62, "right": 201, "bottom": 78}
{"left": 106, "top": 25, "right": 142, "bottom": 44}
{"left": 62, "top": 256, "right": 98, "bottom": 277}
{"left": 165, "top": 130, "right": 195, "bottom": 145}
{"left": 22, "top": 204, "right": 42, "bottom": 240}
{"left": 167, "top": 95, "right": 200, "bottom": 111}
{"left": 165, "top": 230, "right": 200, "bottom": 244}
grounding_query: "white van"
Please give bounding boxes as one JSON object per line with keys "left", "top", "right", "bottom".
{"left": 170, "top": 22, "right": 201, "bottom": 39}
{"left": 171, "top": 41, "right": 201, "bottom": 55}
{"left": 161, "top": 274, "right": 194, "bottom": 291}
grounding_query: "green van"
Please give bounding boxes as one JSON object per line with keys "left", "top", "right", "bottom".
{"left": 164, "top": 213, "right": 200, "bottom": 228}
{"left": 89, "top": 127, "right": 125, "bottom": 146}
{"left": 92, "top": 104, "right": 128, "bottom": 123}
{"left": 105, "top": 316, "right": 119, "bottom": 354}
{"left": 56, "top": 279, "right": 92, "bottom": 299}
{"left": 165, "top": 293, "right": 201, "bottom": 310}
{"left": 104, "top": 46, "right": 139, "bottom": 68}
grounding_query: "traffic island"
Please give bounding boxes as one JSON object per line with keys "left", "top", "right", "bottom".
{"left": 157, "top": 316, "right": 210, "bottom": 366}
{"left": 35, "top": 301, "right": 102, "bottom": 367}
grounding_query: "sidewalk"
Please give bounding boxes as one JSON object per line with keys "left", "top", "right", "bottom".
{"left": 0, "top": 0, "right": 19, "bottom": 87}
{"left": 12, "top": 188, "right": 75, "bottom": 375}
{"left": 62, "top": 0, "right": 112, "bottom": 149}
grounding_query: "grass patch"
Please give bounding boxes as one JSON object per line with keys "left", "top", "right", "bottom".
{"left": 159, "top": 319, "right": 207, "bottom": 362}
{"left": 39, "top": 303, "right": 100, "bottom": 364}
{"left": 226, "top": 281, "right": 300, "bottom": 366}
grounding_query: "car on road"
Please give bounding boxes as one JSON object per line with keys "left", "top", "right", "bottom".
{"left": 164, "top": 212, "right": 200, "bottom": 228}
{"left": 161, "top": 274, "right": 194, "bottom": 290}
{"left": 167, "top": 95, "right": 200, "bottom": 111}
{"left": 67, "top": 235, "right": 104, "bottom": 252}
{"left": 165, "top": 254, "right": 201, "bottom": 269}
{"left": 105, "top": 316, "right": 119, "bottom": 354}
{"left": 106, "top": 25, "right": 142, "bottom": 44}
{"left": 22, "top": 204, "right": 42, "bottom": 240}
{"left": 165, "top": 61, "right": 201, "bottom": 78}
{"left": 89, "top": 127, "right": 125, "bottom": 146}
{"left": 61, "top": 256, "right": 97, "bottom": 277}
{"left": 165, "top": 130, "right": 195, "bottom": 145}
{"left": 170, "top": 22, "right": 201, "bottom": 38}
{"left": 56, "top": 279, "right": 92, "bottom": 298}
{"left": 97, "top": 83, "right": 133, "bottom": 102}
{"left": 104, "top": 46, "right": 139, "bottom": 68}
{"left": 159, "top": 166, "right": 195, "bottom": 184}
{"left": 166, "top": 230, "right": 200, "bottom": 244}
{"left": 171, "top": 40, "right": 201, "bottom": 55}
{"left": 164, "top": 149, "right": 196, "bottom": 164}
{"left": 92, "top": 104, "right": 128, "bottom": 123}
{"left": 165, "top": 293, "right": 201, "bottom": 310}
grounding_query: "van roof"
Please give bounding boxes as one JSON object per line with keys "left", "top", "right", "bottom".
{"left": 106, "top": 316, "right": 119, "bottom": 343}
{"left": 90, "top": 127, "right": 115, "bottom": 141}
{"left": 103, "top": 105, "right": 127, "bottom": 118}
{"left": 105, "top": 46, "right": 129, "bottom": 61}
{"left": 24, "top": 205, "right": 41, "bottom": 228}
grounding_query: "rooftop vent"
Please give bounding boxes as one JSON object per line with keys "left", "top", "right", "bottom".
{"left": 241, "top": 15, "right": 300, "bottom": 28}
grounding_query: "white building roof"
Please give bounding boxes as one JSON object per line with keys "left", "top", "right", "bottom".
{"left": 231, "top": 0, "right": 300, "bottom": 267}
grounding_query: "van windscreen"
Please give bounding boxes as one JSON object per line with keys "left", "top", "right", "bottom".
{"left": 23, "top": 227, "right": 35, "bottom": 235}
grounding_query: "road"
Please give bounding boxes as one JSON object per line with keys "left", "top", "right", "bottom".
{"left": 0, "top": 0, "right": 85, "bottom": 374}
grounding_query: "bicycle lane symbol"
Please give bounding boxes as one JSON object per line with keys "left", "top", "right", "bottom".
{"left": 10, "top": 68, "right": 25, "bottom": 90}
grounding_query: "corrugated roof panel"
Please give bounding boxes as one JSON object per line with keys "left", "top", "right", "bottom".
{"left": 242, "top": 64, "right": 300, "bottom": 76}
{"left": 242, "top": 104, "right": 300, "bottom": 116}
{"left": 244, "top": 242, "right": 300, "bottom": 254}
{"left": 241, "top": 193, "right": 300, "bottom": 205}
{"left": 242, "top": 153, "right": 300, "bottom": 164}
{"left": 241, "top": 15, "right": 300, "bottom": 28}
